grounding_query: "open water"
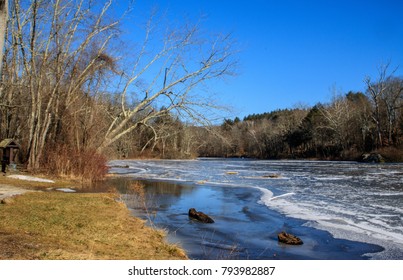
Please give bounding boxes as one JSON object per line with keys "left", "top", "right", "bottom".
{"left": 108, "top": 158, "right": 403, "bottom": 259}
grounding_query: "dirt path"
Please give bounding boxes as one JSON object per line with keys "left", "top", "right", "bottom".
{"left": 0, "top": 175, "right": 56, "bottom": 202}
{"left": 0, "top": 185, "right": 33, "bottom": 201}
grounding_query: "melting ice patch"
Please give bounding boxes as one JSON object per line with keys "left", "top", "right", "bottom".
{"left": 257, "top": 186, "right": 403, "bottom": 259}
{"left": 269, "top": 192, "right": 296, "bottom": 200}
{"left": 256, "top": 187, "right": 296, "bottom": 202}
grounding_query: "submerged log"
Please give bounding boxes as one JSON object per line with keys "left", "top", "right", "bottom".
{"left": 278, "top": 231, "right": 303, "bottom": 245}
{"left": 188, "top": 208, "right": 214, "bottom": 223}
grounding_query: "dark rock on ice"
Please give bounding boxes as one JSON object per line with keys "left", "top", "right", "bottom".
{"left": 188, "top": 208, "right": 214, "bottom": 223}
{"left": 278, "top": 231, "right": 303, "bottom": 245}
{"left": 361, "top": 153, "right": 385, "bottom": 163}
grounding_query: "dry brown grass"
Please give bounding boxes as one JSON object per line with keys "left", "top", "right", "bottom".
{"left": 0, "top": 191, "right": 187, "bottom": 260}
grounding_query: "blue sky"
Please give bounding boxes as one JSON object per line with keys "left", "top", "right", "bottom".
{"left": 123, "top": 0, "right": 403, "bottom": 119}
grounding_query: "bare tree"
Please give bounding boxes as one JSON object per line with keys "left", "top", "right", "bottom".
{"left": 364, "top": 63, "right": 396, "bottom": 147}
{"left": 318, "top": 90, "right": 351, "bottom": 150}
{"left": 1, "top": 0, "right": 236, "bottom": 170}
{"left": 97, "top": 17, "right": 237, "bottom": 152}
{"left": 0, "top": 0, "right": 7, "bottom": 79}
{"left": 6, "top": 0, "right": 120, "bottom": 170}
{"left": 382, "top": 77, "right": 403, "bottom": 145}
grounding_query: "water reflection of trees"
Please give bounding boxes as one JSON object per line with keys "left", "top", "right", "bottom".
{"left": 107, "top": 177, "right": 197, "bottom": 211}
{"left": 109, "top": 178, "right": 194, "bottom": 196}
{"left": 144, "top": 180, "right": 195, "bottom": 196}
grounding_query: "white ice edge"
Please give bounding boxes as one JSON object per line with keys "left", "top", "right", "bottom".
{"left": 256, "top": 187, "right": 403, "bottom": 259}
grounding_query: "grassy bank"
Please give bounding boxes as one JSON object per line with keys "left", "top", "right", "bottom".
{"left": 0, "top": 178, "right": 186, "bottom": 260}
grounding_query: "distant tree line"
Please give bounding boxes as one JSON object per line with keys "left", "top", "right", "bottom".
{"left": 196, "top": 66, "right": 403, "bottom": 161}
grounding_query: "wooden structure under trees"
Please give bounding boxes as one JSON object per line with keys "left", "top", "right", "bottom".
{"left": 0, "top": 139, "right": 20, "bottom": 173}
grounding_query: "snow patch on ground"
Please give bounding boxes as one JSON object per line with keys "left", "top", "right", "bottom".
{"left": 0, "top": 185, "right": 34, "bottom": 200}
{"left": 7, "top": 175, "right": 55, "bottom": 183}
{"left": 55, "top": 188, "right": 76, "bottom": 193}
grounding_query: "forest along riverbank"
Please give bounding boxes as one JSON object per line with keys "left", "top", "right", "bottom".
{"left": 108, "top": 159, "right": 403, "bottom": 260}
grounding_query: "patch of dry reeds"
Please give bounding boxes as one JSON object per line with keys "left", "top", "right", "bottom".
{"left": 42, "top": 145, "right": 109, "bottom": 183}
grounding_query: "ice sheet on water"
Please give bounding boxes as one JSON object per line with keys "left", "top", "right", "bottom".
{"left": 109, "top": 159, "right": 403, "bottom": 259}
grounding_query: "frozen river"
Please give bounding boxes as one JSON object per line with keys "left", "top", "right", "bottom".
{"left": 109, "top": 158, "right": 403, "bottom": 259}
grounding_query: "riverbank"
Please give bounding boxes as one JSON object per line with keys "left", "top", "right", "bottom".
{"left": 0, "top": 175, "right": 186, "bottom": 260}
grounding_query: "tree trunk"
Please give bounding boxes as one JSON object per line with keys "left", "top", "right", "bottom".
{"left": 0, "top": 0, "right": 8, "bottom": 81}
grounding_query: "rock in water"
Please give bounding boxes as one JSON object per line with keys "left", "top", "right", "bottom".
{"left": 278, "top": 231, "right": 303, "bottom": 245}
{"left": 188, "top": 208, "right": 214, "bottom": 223}
{"left": 361, "top": 153, "right": 385, "bottom": 163}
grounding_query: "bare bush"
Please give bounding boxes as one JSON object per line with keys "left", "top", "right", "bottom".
{"left": 43, "top": 145, "right": 109, "bottom": 183}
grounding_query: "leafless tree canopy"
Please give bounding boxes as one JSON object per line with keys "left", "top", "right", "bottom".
{"left": 0, "top": 0, "right": 237, "bottom": 171}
